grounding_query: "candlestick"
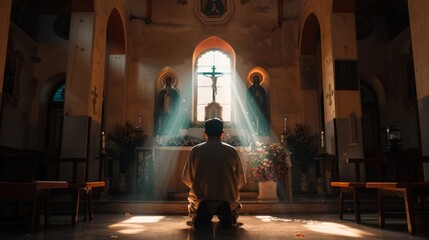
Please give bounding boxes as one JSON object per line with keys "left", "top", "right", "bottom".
{"left": 284, "top": 114, "right": 288, "bottom": 129}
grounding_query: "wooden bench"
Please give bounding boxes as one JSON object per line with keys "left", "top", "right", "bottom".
{"left": 0, "top": 180, "right": 105, "bottom": 230}
{"left": 366, "top": 182, "right": 429, "bottom": 235}
{"left": 330, "top": 181, "right": 367, "bottom": 223}
{"left": 329, "top": 158, "right": 380, "bottom": 223}
{"left": 0, "top": 181, "right": 69, "bottom": 231}
{"left": 68, "top": 181, "right": 105, "bottom": 224}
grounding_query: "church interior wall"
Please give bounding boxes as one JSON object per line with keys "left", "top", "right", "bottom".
{"left": 408, "top": 0, "right": 429, "bottom": 177}
{"left": 105, "top": 54, "right": 127, "bottom": 131}
{"left": 1, "top": 0, "right": 429, "bottom": 184}
{"left": 0, "top": 24, "right": 38, "bottom": 149}
{"left": 63, "top": 12, "right": 95, "bottom": 117}
{"left": 0, "top": 0, "right": 12, "bottom": 87}
{"left": 125, "top": 1, "right": 301, "bottom": 140}
{"left": 384, "top": 28, "right": 419, "bottom": 150}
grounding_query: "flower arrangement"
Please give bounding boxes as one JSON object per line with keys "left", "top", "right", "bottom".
{"left": 245, "top": 142, "right": 288, "bottom": 182}
{"left": 286, "top": 123, "right": 318, "bottom": 174}
{"left": 165, "top": 135, "right": 204, "bottom": 146}
{"left": 163, "top": 134, "right": 246, "bottom": 147}
{"left": 106, "top": 121, "right": 146, "bottom": 174}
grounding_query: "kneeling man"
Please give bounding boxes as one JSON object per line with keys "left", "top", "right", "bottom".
{"left": 182, "top": 118, "right": 246, "bottom": 229}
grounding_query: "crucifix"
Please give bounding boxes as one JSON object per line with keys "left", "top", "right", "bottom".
{"left": 201, "top": 66, "right": 223, "bottom": 102}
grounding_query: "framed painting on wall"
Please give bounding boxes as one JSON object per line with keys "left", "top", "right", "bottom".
{"left": 334, "top": 60, "right": 359, "bottom": 91}
{"left": 195, "top": 0, "right": 233, "bottom": 23}
{"left": 3, "top": 44, "right": 23, "bottom": 108}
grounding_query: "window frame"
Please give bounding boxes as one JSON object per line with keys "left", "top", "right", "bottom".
{"left": 193, "top": 48, "right": 234, "bottom": 127}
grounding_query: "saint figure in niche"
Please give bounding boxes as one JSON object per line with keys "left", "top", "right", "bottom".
{"left": 247, "top": 73, "right": 268, "bottom": 135}
{"left": 156, "top": 77, "right": 179, "bottom": 134}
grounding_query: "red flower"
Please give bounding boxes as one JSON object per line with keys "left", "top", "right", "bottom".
{"left": 244, "top": 142, "right": 288, "bottom": 182}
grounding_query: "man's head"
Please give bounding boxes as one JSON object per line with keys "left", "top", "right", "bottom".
{"left": 204, "top": 118, "right": 224, "bottom": 137}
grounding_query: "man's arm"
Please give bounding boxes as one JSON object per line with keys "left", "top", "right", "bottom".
{"left": 235, "top": 151, "right": 247, "bottom": 189}
{"left": 182, "top": 148, "right": 195, "bottom": 188}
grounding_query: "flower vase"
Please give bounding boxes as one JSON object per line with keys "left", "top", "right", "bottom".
{"left": 119, "top": 173, "right": 128, "bottom": 192}
{"left": 257, "top": 180, "right": 278, "bottom": 201}
{"left": 300, "top": 173, "right": 309, "bottom": 192}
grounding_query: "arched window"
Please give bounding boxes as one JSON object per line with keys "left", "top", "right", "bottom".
{"left": 195, "top": 49, "right": 232, "bottom": 122}
{"left": 52, "top": 84, "right": 65, "bottom": 102}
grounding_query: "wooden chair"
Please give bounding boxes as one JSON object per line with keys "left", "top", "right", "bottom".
{"left": 56, "top": 116, "right": 105, "bottom": 224}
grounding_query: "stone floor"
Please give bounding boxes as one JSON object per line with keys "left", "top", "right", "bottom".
{"left": 1, "top": 212, "right": 428, "bottom": 240}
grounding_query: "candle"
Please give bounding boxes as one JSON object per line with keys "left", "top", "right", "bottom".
{"left": 137, "top": 113, "right": 142, "bottom": 129}
{"left": 321, "top": 131, "right": 325, "bottom": 148}
{"left": 102, "top": 131, "right": 106, "bottom": 150}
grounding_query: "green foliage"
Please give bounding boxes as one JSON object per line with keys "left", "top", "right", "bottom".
{"left": 106, "top": 121, "right": 146, "bottom": 173}
{"left": 286, "top": 123, "right": 318, "bottom": 174}
{"left": 165, "top": 135, "right": 204, "bottom": 146}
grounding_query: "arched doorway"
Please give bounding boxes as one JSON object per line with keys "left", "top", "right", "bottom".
{"left": 45, "top": 80, "right": 65, "bottom": 179}
{"left": 360, "top": 80, "right": 381, "bottom": 181}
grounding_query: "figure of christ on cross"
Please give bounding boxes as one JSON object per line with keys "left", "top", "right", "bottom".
{"left": 202, "top": 66, "right": 223, "bottom": 102}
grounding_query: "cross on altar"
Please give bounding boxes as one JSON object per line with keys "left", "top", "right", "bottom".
{"left": 201, "top": 66, "right": 223, "bottom": 102}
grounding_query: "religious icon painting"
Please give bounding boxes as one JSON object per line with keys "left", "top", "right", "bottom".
{"left": 3, "top": 43, "right": 23, "bottom": 108}
{"left": 334, "top": 60, "right": 359, "bottom": 90}
{"left": 195, "top": 0, "right": 233, "bottom": 24}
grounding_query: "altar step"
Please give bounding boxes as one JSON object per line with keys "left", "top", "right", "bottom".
{"left": 93, "top": 200, "right": 338, "bottom": 215}
{"left": 93, "top": 193, "right": 339, "bottom": 215}
{"left": 168, "top": 191, "right": 259, "bottom": 201}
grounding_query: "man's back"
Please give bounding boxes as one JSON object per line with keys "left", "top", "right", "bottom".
{"left": 182, "top": 118, "right": 246, "bottom": 228}
{"left": 183, "top": 138, "right": 245, "bottom": 204}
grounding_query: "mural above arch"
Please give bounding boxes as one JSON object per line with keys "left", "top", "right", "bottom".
{"left": 195, "top": 0, "right": 233, "bottom": 24}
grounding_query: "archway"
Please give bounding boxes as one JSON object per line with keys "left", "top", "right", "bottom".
{"left": 298, "top": 13, "right": 323, "bottom": 192}
{"left": 102, "top": 7, "right": 127, "bottom": 190}
{"left": 103, "top": 7, "right": 127, "bottom": 132}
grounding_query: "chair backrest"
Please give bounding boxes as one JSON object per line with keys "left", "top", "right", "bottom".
{"left": 58, "top": 115, "right": 91, "bottom": 182}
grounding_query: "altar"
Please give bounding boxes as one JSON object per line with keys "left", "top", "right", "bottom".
{"left": 134, "top": 143, "right": 292, "bottom": 201}
{"left": 135, "top": 146, "right": 256, "bottom": 199}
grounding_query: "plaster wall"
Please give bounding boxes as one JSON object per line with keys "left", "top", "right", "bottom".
{"left": 385, "top": 29, "right": 419, "bottom": 150}
{"left": 408, "top": 0, "right": 429, "bottom": 179}
{"left": 64, "top": 12, "right": 94, "bottom": 117}
{"left": 125, "top": 0, "right": 300, "bottom": 139}
{"left": 0, "top": 24, "right": 38, "bottom": 148}
{"left": 0, "top": 0, "right": 12, "bottom": 95}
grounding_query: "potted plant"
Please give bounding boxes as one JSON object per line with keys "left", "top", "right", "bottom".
{"left": 106, "top": 121, "right": 146, "bottom": 191}
{"left": 245, "top": 142, "right": 288, "bottom": 200}
{"left": 286, "top": 123, "right": 318, "bottom": 192}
